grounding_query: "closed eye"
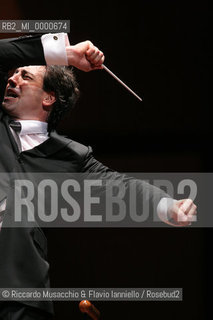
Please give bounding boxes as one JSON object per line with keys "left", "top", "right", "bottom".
{"left": 22, "top": 74, "right": 33, "bottom": 80}
{"left": 22, "top": 70, "right": 34, "bottom": 80}
{"left": 23, "top": 75, "right": 32, "bottom": 80}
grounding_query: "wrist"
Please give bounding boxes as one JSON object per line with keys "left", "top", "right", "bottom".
{"left": 65, "top": 46, "right": 75, "bottom": 66}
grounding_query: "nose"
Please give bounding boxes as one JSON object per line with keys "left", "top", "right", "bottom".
{"left": 8, "top": 71, "right": 20, "bottom": 88}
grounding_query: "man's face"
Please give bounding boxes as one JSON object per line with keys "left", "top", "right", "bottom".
{"left": 2, "top": 65, "right": 49, "bottom": 120}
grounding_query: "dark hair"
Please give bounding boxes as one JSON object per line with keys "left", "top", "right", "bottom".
{"left": 42, "top": 65, "right": 80, "bottom": 132}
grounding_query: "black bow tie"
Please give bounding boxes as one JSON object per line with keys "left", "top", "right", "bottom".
{"left": 9, "top": 121, "right": 22, "bottom": 133}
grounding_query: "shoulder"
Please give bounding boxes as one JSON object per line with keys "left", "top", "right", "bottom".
{"left": 50, "top": 130, "right": 92, "bottom": 161}
{"left": 67, "top": 139, "right": 92, "bottom": 160}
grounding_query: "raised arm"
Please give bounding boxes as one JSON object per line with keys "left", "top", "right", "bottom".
{"left": 0, "top": 33, "right": 104, "bottom": 72}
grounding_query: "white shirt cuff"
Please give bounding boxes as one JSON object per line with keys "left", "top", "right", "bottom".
{"left": 157, "top": 197, "right": 181, "bottom": 226}
{"left": 0, "top": 198, "right": 6, "bottom": 212}
{"left": 41, "top": 33, "right": 68, "bottom": 66}
{"left": 0, "top": 198, "right": 6, "bottom": 231}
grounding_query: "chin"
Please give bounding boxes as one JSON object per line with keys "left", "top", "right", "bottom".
{"left": 1, "top": 103, "right": 17, "bottom": 116}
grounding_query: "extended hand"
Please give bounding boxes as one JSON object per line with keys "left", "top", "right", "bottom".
{"left": 66, "top": 41, "right": 105, "bottom": 72}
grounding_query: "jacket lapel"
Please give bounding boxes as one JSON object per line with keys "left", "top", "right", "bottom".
{"left": 22, "top": 130, "right": 72, "bottom": 157}
{"left": 0, "top": 112, "right": 20, "bottom": 155}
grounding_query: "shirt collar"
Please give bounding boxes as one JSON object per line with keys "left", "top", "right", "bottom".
{"left": 18, "top": 120, "right": 48, "bottom": 136}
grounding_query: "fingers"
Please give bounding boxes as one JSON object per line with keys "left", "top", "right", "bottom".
{"left": 180, "top": 199, "right": 197, "bottom": 223}
{"left": 86, "top": 43, "right": 105, "bottom": 68}
{"left": 170, "top": 199, "right": 197, "bottom": 226}
{"left": 66, "top": 40, "right": 105, "bottom": 72}
{"left": 171, "top": 205, "right": 189, "bottom": 226}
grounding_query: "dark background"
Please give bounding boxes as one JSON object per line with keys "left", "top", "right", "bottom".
{"left": 0, "top": 0, "right": 211, "bottom": 319}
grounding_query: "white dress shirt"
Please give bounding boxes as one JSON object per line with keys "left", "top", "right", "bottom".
{"left": 16, "top": 120, "right": 49, "bottom": 151}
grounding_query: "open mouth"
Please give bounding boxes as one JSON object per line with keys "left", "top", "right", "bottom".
{"left": 4, "top": 89, "right": 19, "bottom": 100}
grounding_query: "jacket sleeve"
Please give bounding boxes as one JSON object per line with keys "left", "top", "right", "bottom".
{"left": 81, "top": 146, "right": 170, "bottom": 222}
{"left": 0, "top": 35, "right": 46, "bottom": 72}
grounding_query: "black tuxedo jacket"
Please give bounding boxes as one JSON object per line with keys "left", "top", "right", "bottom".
{"left": 0, "top": 110, "right": 167, "bottom": 314}
{"left": 0, "top": 110, "right": 109, "bottom": 314}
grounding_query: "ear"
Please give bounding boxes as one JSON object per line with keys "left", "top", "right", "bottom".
{"left": 42, "top": 92, "right": 56, "bottom": 110}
